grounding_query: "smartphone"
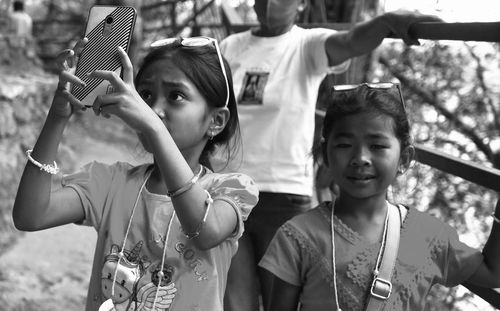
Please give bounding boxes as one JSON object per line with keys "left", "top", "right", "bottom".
{"left": 71, "top": 5, "right": 137, "bottom": 108}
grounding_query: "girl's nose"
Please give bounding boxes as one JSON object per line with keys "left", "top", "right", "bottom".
{"left": 153, "top": 107, "right": 165, "bottom": 119}
{"left": 151, "top": 100, "right": 166, "bottom": 119}
{"left": 350, "top": 146, "right": 371, "bottom": 166}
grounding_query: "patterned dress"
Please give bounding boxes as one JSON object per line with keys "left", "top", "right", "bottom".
{"left": 259, "top": 202, "right": 483, "bottom": 310}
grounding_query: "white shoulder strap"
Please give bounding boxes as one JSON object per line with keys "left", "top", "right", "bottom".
{"left": 363, "top": 203, "right": 402, "bottom": 311}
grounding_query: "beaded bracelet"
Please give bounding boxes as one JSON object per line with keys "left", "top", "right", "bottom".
{"left": 492, "top": 213, "right": 500, "bottom": 225}
{"left": 183, "top": 190, "right": 213, "bottom": 239}
{"left": 26, "top": 149, "right": 60, "bottom": 175}
{"left": 167, "top": 165, "right": 203, "bottom": 198}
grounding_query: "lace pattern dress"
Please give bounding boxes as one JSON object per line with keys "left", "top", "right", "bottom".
{"left": 259, "top": 202, "right": 483, "bottom": 311}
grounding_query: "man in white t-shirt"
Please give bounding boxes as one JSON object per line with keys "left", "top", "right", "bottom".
{"left": 219, "top": 1, "right": 442, "bottom": 310}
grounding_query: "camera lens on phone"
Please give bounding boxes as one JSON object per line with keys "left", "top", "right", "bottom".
{"left": 105, "top": 16, "right": 113, "bottom": 24}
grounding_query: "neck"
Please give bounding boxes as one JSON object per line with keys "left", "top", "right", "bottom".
{"left": 334, "top": 193, "right": 388, "bottom": 221}
{"left": 252, "top": 24, "right": 293, "bottom": 37}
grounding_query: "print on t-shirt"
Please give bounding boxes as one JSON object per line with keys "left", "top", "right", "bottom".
{"left": 238, "top": 71, "right": 269, "bottom": 105}
{"left": 101, "top": 243, "right": 177, "bottom": 310}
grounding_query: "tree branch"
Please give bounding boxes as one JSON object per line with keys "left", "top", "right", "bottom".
{"left": 465, "top": 44, "right": 500, "bottom": 133}
{"left": 379, "top": 56, "right": 494, "bottom": 162}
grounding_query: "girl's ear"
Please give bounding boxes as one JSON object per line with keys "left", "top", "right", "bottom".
{"left": 207, "top": 107, "right": 230, "bottom": 138}
{"left": 398, "top": 145, "right": 415, "bottom": 175}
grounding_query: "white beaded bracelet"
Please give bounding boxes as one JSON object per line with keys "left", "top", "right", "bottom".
{"left": 26, "top": 149, "right": 60, "bottom": 175}
{"left": 182, "top": 190, "right": 213, "bottom": 239}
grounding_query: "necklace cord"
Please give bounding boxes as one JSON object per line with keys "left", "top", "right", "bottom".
{"left": 330, "top": 202, "right": 342, "bottom": 311}
{"left": 152, "top": 210, "right": 176, "bottom": 310}
{"left": 111, "top": 169, "right": 153, "bottom": 299}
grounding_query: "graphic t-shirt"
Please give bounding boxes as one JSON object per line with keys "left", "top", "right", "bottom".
{"left": 216, "top": 26, "right": 350, "bottom": 196}
{"left": 62, "top": 162, "right": 258, "bottom": 311}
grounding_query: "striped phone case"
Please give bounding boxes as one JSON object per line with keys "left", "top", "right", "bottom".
{"left": 71, "top": 5, "right": 136, "bottom": 107}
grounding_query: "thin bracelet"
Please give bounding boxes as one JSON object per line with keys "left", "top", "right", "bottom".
{"left": 183, "top": 190, "right": 213, "bottom": 239}
{"left": 492, "top": 213, "right": 500, "bottom": 225}
{"left": 167, "top": 165, "right": 203, "bottom": 198}
{"left": 26, "top": 149, "right": 60, "bottom": 175}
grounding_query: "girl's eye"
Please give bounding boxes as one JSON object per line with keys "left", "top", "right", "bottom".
{"left": 371, "top": 144, "right": 388, "bottom": 149}
{"left": 167, "top": 91, "right": 185, "bottom": 102}
{"left": 139, "top": 89, "right": 153, "bottom": 102}
{"left": 335, "top": 143, "right": 351, "bottom": 148}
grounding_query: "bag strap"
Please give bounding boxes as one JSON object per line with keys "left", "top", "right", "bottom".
{"left": 363, "top": 203, "right": 404, "bottom": 311}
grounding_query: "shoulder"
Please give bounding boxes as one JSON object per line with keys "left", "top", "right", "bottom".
{"left": 282, "top": 202, "right": 329, "bottom": 233}
{"left": 91, "top": 161, "right": 149, "bottom": 178}
{"left": 221, "top": 30, "right": 251, "bottom": 47}
{"left": 202, "top": 171, "right": 259, "bottom": 206}
{"left": 401, "top": 205, "right": 457, "bottom": 244}
{"left": 204, "top": 170, "right": 257, "bottom": 190}
{"left": 64, "top": 161, "right": 149, "bottom": 184}
{"left": 292, "top": 25, "right": 337, "bottom": 39}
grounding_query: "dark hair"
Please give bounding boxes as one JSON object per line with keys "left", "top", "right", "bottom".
{"left": 312, "top": 84, "right": 412, "bottom": 164}
{"left": 135, "top": 39, "right": 240, "bottom": 168}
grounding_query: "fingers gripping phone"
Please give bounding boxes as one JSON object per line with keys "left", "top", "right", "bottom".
{"left": 71, "top": 5, "right": 137, "bottom": 108}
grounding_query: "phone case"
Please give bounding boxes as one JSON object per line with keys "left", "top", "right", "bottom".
{"left": 71, "top": 5, "right": 137, "bottom": 107}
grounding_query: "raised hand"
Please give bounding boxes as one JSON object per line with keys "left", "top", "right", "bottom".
{"left": 51, "top": 38, "right": 88, "bottom": 117}
{"left": 88, "top": 46, "right": 162, "bottom": 134}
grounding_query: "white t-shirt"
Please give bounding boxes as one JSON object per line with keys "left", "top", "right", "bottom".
{"left": 218, "top": 25, "right": 349, "bottom": 196}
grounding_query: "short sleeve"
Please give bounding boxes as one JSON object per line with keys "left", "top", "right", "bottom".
{"left": 61, "top": 161, "right": 122, "bottom": 228}
{"left": 205, "top": 173, "right": 259, "bottom": 239}
{"left": 438, "top": 224, "right": 484, "bottom": 287}
{"left": 303, "top": 27, "right": 351, "bottom": 75}
{"left": 259, "top": 224, "right": 302, "bottom": 286}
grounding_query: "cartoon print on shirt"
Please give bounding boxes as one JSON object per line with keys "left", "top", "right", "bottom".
{"left": 134, "top": 263, "right": 177, "bottom": 310}
{"left": 101, "top": 242, "right": 178, "bottom": 311}
{"left": 239, "top": 71, "right": 269, "bottom": 105}
{"left": 101, "top": 243, "right": 148, "bottom": 308}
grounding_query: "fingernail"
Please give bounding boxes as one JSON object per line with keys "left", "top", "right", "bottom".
{"left": 117, "top": 46, "right": 123, "bottom": 51}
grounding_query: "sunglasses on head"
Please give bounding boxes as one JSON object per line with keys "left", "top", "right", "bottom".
{"left": 150, "top": 36, "right": 230, "bottom": 108}
{"left": 332, "top": 82, "right": 406, "bottom": 109}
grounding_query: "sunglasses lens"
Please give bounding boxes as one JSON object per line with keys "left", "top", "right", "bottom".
{"left": 366, "top": 82, "right": 394, "bottom": 89}
{"left": 333, "top": 83, "right": 396, "bottom": 92}
{"left": 181, "top": 37, "right": 212, "bottom": 47}
{"left": 332, "top": 82, "right": 405, "bottom": 110}
{"left": 150, "top": 38, "right": 177, "bottom": 47}
{"left": 333, "top": 84, "right": 360, "bottom": 91}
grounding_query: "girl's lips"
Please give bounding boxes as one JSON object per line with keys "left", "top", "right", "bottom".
{"left": 347, "top": 174, "right": 376, "bottom": 180}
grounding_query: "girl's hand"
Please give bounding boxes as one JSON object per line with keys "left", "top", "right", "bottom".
{"left": 89, "top": 46, "right": 161, "bottom": 134}
{"left": 51, "top": 38, "right": 88, "bottom": 117}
